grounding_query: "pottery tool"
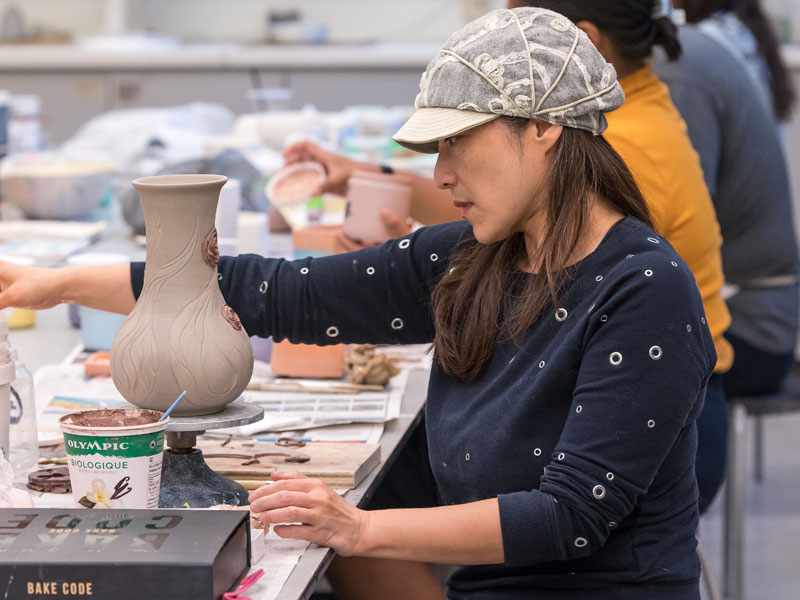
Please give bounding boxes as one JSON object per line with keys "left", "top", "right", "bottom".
{"left": 247, "top": 379, "right": 385, "bottom": 394}
{"left": 198, "top": 439, "right": 380, "bottom": 490}
{"left": 159, "top": 390, "right": 187, "bottom": 421}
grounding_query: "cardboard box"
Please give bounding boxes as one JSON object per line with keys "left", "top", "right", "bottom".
{"left": 0, "top": 508, "right": 250, "bottom": 600}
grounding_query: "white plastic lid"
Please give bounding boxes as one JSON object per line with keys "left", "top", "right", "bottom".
{"left": 0, "top": 348, "right": 14, "bottom": 384}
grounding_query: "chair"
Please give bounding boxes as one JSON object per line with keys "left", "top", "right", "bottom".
{"left": 722, "top": 365, "right": 800, "bottom": 600}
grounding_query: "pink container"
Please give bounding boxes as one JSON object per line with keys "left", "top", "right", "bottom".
{"left": 343, "top": 170, "right": 412, "bottom": 245}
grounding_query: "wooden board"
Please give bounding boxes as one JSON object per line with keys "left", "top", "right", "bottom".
{"left": 197, "top": 440, "right": 381, "bottom": 490}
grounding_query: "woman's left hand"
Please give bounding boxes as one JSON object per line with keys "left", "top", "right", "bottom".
{"left": 249, "top": 471, "right": 369, "bottom": 556}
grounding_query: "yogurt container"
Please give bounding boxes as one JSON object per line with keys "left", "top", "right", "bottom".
{"left": 59, "top": 408, "right": 168, "bottom": 509}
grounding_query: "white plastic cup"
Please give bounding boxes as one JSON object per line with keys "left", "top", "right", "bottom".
{"left": 216, "top": 179, "right": 241, "bottom": 241}
{"left": 66, "top": 253, "right": 129, "bottom": 350}
{"left": 0, "top": 348, "right": 15, "bottom": 460}
{"left": 237, "top": 212, "right": 269, "bottom": 255}
{"left": 343, "top": 170, "right": 412, "bottom": 245}
{"left": 59, "top": 408, "right": 168, "bottom": 509}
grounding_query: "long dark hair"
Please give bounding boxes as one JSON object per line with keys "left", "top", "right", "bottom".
{"left": 431, "top": 120, "right": 652, "bottom": 382}
{"left": 682, "top": 0, "right": 796, "bottom": 120}
{"left": 525, "top": 1, "right": 682, "bottom": 62}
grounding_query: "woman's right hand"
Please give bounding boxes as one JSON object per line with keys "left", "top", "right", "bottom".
{"left": 0, "top": 261, "right": 65, "bottom": 311}
{"left": 283, "top": 141, "right": 369, "bottom": 196}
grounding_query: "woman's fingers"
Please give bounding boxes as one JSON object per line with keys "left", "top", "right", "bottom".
{"left": 255, "top": 505, "right": 315, "bottom": 528}
{"left": 380, "top": 209, "right": 413, "bottom": 239}
{"left": 250, "top": 489, "right": 315, "bottom": 514}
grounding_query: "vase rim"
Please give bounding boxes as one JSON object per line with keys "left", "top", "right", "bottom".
{"left": 132, "top": 174, "right": 228, "bottom": 190}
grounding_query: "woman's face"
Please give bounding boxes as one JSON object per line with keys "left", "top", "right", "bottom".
{"left": 433, "top": 119, "right": 559, "bottom": 244}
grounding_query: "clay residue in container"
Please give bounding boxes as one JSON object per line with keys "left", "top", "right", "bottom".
{"left": 271, "top": 168, "right": 322, "bottom": 204}
{"left": 61, "top": 408, "right": 163, "bottom": 429}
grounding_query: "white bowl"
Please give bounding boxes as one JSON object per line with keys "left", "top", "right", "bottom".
{"left": 1, "top": 160, "right": 116, "bottom": 219}
{"left": 265, "top": 161, "right": 326, "bottom": 207}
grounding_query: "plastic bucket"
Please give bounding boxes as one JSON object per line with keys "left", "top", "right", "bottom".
{"left": 58, "top": 408, "right": 168, "bottom": 509}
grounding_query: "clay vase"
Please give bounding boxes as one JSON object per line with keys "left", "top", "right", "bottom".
{"left": 110, "top": 174, "right": 254, "bottom": 416}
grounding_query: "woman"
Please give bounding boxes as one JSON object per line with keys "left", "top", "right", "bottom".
{"left": 0, "top": 8, "right": 714, "bottom": 598}
{"left": 678, "top": 0, "right": 796, "bottom": 122}
{"left": 290, "top": 0, "right": 731, "bottom": 514}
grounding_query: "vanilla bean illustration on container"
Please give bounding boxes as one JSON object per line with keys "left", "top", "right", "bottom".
{"left": 110, "top": 175, "right": 254, "bottom": 416}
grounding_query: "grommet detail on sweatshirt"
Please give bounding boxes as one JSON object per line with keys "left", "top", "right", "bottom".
{"left": 217, "top": 273, "right": 223, "bottom": 281}
{"left": 600, "top": 315, "right": 608, "bottom": 323}
{"left": 606, "top": 472, "right": 614, "bottom": 481}
{"left": 539, "top": 360, "right": 546, "bottom": 369}
{"left": 609, "top": 352, "right": 622, "bottom": 366}
{"left": 399, "top": 239, "right": 410, "bottom": 249}
{"left": 430, "top": 253, "right": 439, "bottom": 262}
{"left": 576, "top": 405, "right": 583, "bottom": 414}
{"left": 671, "top": 261, "right": 678, "bottom": 267}
{"left": 647, "top": 237, "right": 660, "bottom": 244}
{"left": 648, "top": 419, "right": 656, "bottom": 429}
{"left": 555, "top": 308, "right": 568, "bottom": 322}
{"left": 326, "top": 326, "right": 340, "bottom": 338}
{"left": 300, "top": 267, "right": 309, "bottom": 275}
{"left": 609, "top": 521, "right": 617, "bottom": 528}
{"left": 592, "top": 485, "right": 606, "bottom": 500}
{"left": 465, "top": 452, "right": 471, "bottom": 461}
{"left": 649, "top": 346, "right": 663, "bottom": 360}
{"left": 391, "top": 318, "right": 404, "bottom": 330}
{"left": 644, "top": 269, "right": 653, "bottom": 277}
{"left": 574, "top": 537, "right": 588, "bottom": 548}
{"left": 366, "top": 267, "right": 375, "bottom": 275}
{"left": 595, "top": 275, "right": 604, "bottom": 282}
{"left": 687, "top": 324, "right": 692, "bottom": 333}
{"left": 557, "top": 452, "right": 565, "bottom": 461}
{"left": 259, "top": 281, "right": 268, "bottom": 294}
{"left": 701, "top": 316, "right": 706, "bottom": 325}
{"left": 533, "top": 448, "right": 542, "bottom": 457}
{"left": 626, "top": 254, "right": 634, "bottom": 259}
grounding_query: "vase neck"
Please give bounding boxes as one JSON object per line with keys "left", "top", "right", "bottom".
{"left": 139, "top": 184, "right": 222, "bottom": 283}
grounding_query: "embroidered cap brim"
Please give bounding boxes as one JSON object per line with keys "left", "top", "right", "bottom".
{"left": 393, "top": 107, "right": 500, "bottom": 154}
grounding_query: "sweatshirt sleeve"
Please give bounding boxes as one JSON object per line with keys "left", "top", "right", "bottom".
{"left": 497, "top": 254, "right": 715, "bottom": 566}
{"left": 130, "top": 221, "right": 470, "bottom": 345}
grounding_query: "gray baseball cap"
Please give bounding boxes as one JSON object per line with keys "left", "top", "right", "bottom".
{"left": 393, "top": 7, "right": 625, "bottom": 154}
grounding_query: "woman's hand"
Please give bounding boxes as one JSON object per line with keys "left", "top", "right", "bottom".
{"left": 283, "top": 141, "right": 369, "bottom": 197}
{"left": 249, "top": 471, "right": 370, "bottom": 556}
{"left": 0, "top": 261, "right": 65, "bottom": 310}
{"left": 335, "top": 208, "right": 414, "bottom": 252}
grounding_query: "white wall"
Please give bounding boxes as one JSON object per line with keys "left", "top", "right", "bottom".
{"left": 0, "top": 0, "right": 506, "bottom": 45}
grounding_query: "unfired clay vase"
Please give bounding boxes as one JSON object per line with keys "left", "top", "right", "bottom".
{"left": 110, "top": 174, "right": 254, "bottom": 416}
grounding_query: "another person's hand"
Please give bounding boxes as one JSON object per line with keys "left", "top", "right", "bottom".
{"left": 283, "top": 141, "right": 365, "bottom": 196}
{"left": 249, "top": 471, "right": 369, "bottom": 556}
{"left": 0, "top": 261, "right": 64, "bottom": 311}
{"left": 335, "top": 208, "right": 414, "bottom": 252}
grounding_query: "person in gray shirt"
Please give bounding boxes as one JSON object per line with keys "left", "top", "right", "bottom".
{"left": 653, "top": 24, "right": 799, "bottom": 509}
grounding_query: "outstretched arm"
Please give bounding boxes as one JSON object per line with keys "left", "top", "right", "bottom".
{"left": 0, "top": 261, "right": 134, "bottom": 314}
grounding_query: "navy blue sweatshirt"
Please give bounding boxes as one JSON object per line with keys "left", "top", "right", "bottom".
{"left": 131, "top": 217, "right": 715, "bottom": 599}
